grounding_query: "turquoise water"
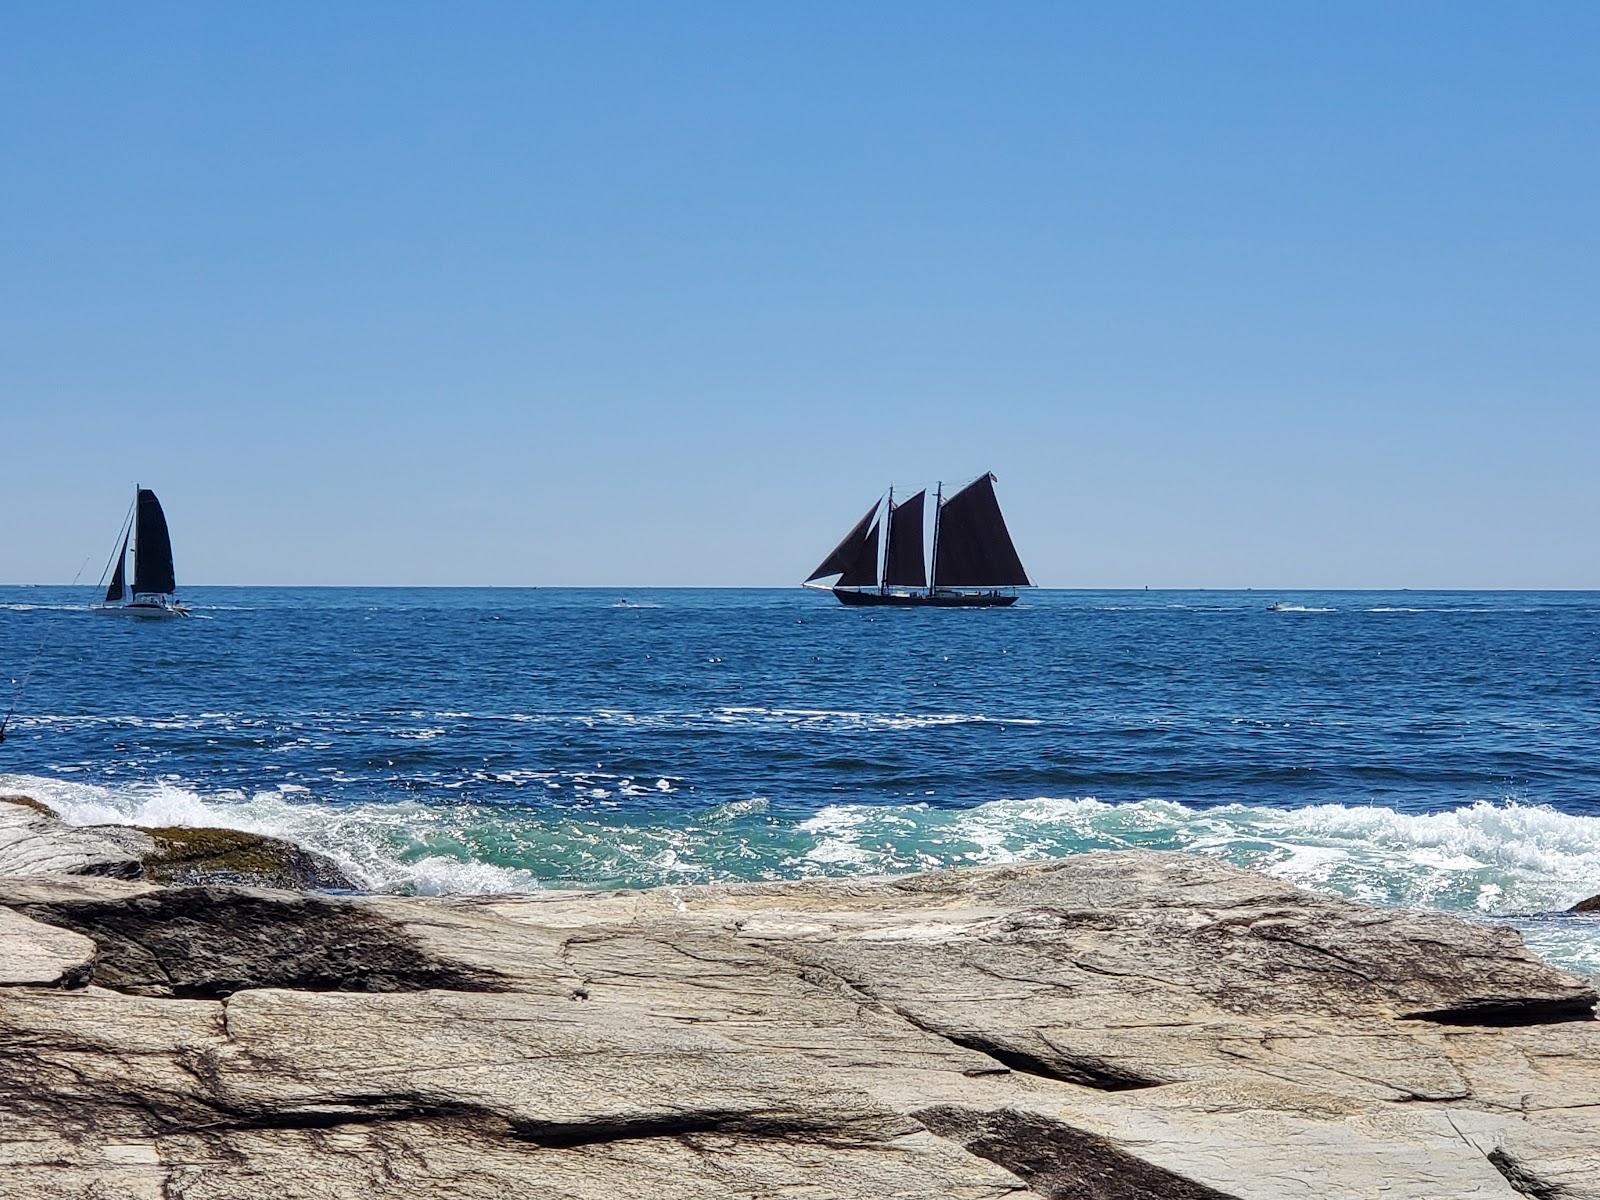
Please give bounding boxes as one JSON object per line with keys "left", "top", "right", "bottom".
{"left": 3, "top": 586, "right": 1598, "bottom": 972}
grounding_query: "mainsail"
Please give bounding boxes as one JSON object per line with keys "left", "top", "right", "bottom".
{"left": 131, "top": 489, "right": 176, "bottom": 596}
{"left": 931, "top": 473, "right": 1030, "bottom": 588}
{"left": 883, "top": 490, "right": 926, "bottom": 588}
{"left": 807, "top": 501, "right": 882, "bottom": 587}
{"left": 104, "top": 531, "right": 129, "bottom": 604}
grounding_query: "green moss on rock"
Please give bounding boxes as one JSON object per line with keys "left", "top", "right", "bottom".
{"left": 141, "top": 826, "right": 355, "bottom": 890}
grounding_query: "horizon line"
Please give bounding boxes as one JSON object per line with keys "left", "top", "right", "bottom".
{"left": 6, "top": 582, "right": 1600, "bottom": 594}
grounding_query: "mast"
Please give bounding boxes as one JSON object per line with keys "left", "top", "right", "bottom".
{"left": 928, "top": 482, "right": 942, "bottom": 597}
{"left": 129, "top": 484, "right": 138, "bottom": 592}
{"left": 880, "top": 487, "right": 893, "bottom": 593}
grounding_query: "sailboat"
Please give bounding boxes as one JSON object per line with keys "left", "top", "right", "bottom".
{"left": 805, "top": 472, "right": 1031, "bottom": 607}
{"left": 94, "top": 488, "right": 188, "bottom": 619}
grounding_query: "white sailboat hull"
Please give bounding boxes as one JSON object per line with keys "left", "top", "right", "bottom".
{"left": 93, "top": 601, "right": 189, "bottom": 620}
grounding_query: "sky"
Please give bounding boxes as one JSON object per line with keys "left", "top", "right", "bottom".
{"left": 2, "top": 3, "right": 1597, "bottom": 588}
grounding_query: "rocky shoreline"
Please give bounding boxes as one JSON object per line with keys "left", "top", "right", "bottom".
{"left": 0, "top": 793, "right": 355, "bottom": 889}
{"left": 1, "top": 794, "right": 1598, "bottom": 1197}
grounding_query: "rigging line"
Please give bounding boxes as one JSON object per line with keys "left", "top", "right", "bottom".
{"left": 1, "top": 557, "right": 91, "bottom": 745}
{"left": 97, "top": 498, "right": 136, "bottom": 593}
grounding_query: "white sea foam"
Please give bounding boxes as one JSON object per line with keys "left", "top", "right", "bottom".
{"left": 573, "top": 706, "right": 1042, "bottom": 732}
{"left": 4, "top": 771, "right": 1597, "bottom": 973}
{"left": 786, "top": 795, "right": 1600, "bottom": 972}
{"left": 1365, "top": 606, "right": 1503, "bottom": 614}
{"left": 702, "top": 797, "right": 769, "bottom": 823}
{"left": 377, "top": 706, "right": 1045, "bottom": 734}
{"left": 710, "top": 706, "right": 1041, "bottom": 731}
{"left": 0, "top": 772, "right": 536, "bottom": 896}
{"left": 400, "top": 855, "right": 540, "bottom": 895}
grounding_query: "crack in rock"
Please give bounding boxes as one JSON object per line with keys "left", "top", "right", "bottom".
{"left": 1402, "top": 999, "right": 1598, "bottom": 1027}
{"left": 917, "top": 1105, "right": 1242, "bottom": 1199}
{"left": 901, "top": 1019, "right": 1164, "bottom": 1092}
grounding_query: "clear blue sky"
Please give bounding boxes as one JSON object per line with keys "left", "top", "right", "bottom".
{"left": 3, "top": 3, "right": 1596, "bottom": 587}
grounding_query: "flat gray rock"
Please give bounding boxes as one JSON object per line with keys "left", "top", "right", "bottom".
{"left": 0, "top": 905, "right": 95, "bottom": 986}
{"left": 0, "top": 795, "right": 146, "bottom": 878}
{"left": 0, "top": 849, "right": 1596, "bottom": 1198}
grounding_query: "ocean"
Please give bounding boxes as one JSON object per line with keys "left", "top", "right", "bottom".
{"left": 2, "top": 586, "right": 1598, "bottom": 974}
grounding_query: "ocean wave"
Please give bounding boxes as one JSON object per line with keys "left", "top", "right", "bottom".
{"left": 702, "top": 706, "right": 1042, "bottom": 731}
{"left": 481, "top": 706, "right": 1043, "bottom": 732}
{"left": 790, "top": 796, "right": 1600, "bottom": 972}
{"left": 790, "top": 795, "right": 1600, "bottom": 906}
{"left": 3, "top": 772, "right": 1596, "bottom": 973}
{"left": 0, "top": 773, "right": 530, "bottom": 896}
{"left": 0, "top": 706, "right": 1041, "bottom": 748}
{"left": 1365, "top": 606, "right": 1507, "bottom": 614}
{"left": 701, "top": 797, "right": 769, "bottom": 822}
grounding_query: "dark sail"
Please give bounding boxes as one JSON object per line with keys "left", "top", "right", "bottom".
{"left": 131, "top": 489, "right": 176, "bottom": 596}
{"left": 931, "top": 473, "right": 1030, "bottom": 588}
{"left": 104, "top": 531, "right": 129, "bottom": 603}
{"left": 807, "top": 501, "right": 881, "bottom": 585}
{"left": 837, "top": 520, "right": 880, "bottom": 587}
{"left": 883, "top": 490, "right": 926, "bottom": 588}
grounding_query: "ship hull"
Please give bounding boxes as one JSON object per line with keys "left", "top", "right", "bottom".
{"left": 832, "top": 588, "right": 1017, "bottom": 608}
{"left": 93, "top": 601, "right": 189, "bottom": 620}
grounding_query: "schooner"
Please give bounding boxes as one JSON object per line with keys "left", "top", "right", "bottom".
{"left": 805, "top": 473, "right": 1030, "bottom": 607}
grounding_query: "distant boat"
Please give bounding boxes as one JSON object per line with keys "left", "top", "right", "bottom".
{"left": 805, "top": 472, "right": 1030, "bottom": 608}
{"left": 94, "top": 488, "right": 188, "bottom": 619}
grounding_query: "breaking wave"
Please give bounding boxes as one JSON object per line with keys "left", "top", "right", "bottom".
{"left": 0, "top": 774, "right": 540, "bottom": 895}
{"left": 3, "top": 772, "right": 1597, "bottom": 973}
{"left": 789, "top": 796, "right": 1600, "bottom": 974}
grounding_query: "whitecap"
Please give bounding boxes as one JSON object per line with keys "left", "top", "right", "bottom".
{"left": 6, "top": 769, "right": 1598, "bottom": 975}
{"left": 782, "top": 794, "right": 1600, "bottom": 973}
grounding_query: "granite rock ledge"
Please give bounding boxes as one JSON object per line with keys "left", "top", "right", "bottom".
{"left": 0, "top": 811, "right": 1596, "bottom": 1198}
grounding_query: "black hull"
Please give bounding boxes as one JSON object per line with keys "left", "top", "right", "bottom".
{"left": 832, "top": 588, "right": 1018, "bottom": 608}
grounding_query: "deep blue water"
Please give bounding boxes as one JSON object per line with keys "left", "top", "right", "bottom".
{"left": 3, "top": 587, "right": 1599, "bottom": 969}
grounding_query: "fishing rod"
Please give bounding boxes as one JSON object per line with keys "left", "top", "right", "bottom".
{"left": 0, "top": 558, "right": 91, "bottom": 745}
